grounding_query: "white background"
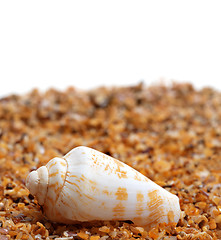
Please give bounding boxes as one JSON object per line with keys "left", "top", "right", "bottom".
{"left": 0, "top": 1, "right": 221, "bottom": 97}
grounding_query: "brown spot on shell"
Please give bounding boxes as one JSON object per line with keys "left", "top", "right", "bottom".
{"left": 115, "top": 187, "right": 128, "bottom": 200}
{"left": 48, "top": 182, "right": 58, "bottom": 189}
{"left": 136, "top": 191, "right": 144, "bottom": 215}
{"left": 136, "top": 203, "right": 144, "bottom": 215}
{"left": 66, "top": 179, "right": 81, "bottom": 190}
{"left": 113, "top": 158, "right": 124, "bottom": 167}
{"left": 49, "top": 170, "right": 59, "bottom": 178}
{"left": 47, "top": 161, "right": 57, "bottom": 169}
{"left": 102, "top": 189, "right": 111, "bottom": 195}
{"left": 113, "top": 158, "right": 128, "bottom": 179}
{"left": 68, "top": 174, "right": 81, "bottom": 182}
{"left": 137, "top": 192, "right": 144, "bottom": 202}
{"left": 134, "top": 172, "right": 142, "bottom": 181}
{"left": 104, "top": 164, "right": 111, "bottom": 171}
{"left": 147, "top": 189, "right": 164, "bottom": 225}
{"left": 134, "top": 170, "right": 149, "bottom": 182}
{"left": 83, "top": 193, "right": 95, "bottom": 201}
{"left": 113, "top": 202, "right": 125, "bottom": 217}
{"left": 61, "top": 173, "right": 66, "bottom": 180}
{"left": 60, "top": 161, "right": 67, "bottom": 167}
{"left": 89, "top": 179, "right": 96, "bottom": 185}
{"left": 117, "top": 170, "right": 128, "bottom": 179}
{"left": 148, "top": 190, "right": 163, "bottom": 210}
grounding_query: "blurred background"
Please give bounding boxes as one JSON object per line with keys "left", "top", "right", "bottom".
{"left": 0, "top": 0, "right": 221, "bottom": 97}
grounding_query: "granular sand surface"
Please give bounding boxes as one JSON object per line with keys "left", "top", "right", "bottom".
{"left": 0, "top": 83, "right": 221, "bottom": 239}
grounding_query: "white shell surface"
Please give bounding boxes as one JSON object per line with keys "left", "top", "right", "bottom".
{"left": 26, "top": 146, "right": 181, "bottom": 229}
{"left": 58, "top": 147, "right": 180, "bottom": 228}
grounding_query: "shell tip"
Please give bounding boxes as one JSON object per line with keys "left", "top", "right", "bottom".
{"left": 26, "top": 170, "right": 39, "bottom": 196}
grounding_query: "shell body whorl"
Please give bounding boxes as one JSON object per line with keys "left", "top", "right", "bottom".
{"left": 26, "top": 146, "right": 181, "bottom": 229}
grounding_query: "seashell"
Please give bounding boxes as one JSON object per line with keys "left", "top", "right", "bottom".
{"left": 26, "top": 146, "right": 181, "bottom": 229}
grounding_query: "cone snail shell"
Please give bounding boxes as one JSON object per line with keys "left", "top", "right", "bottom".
{"left": 26, "top": 146, "right": 181, "bottom": 229}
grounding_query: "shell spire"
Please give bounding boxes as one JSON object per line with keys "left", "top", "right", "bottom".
{"left": 26, "top": 166, "right": 48, "bottom": 205}
{"left": 26, "top": 146, "right": 181, "bottom": 229}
